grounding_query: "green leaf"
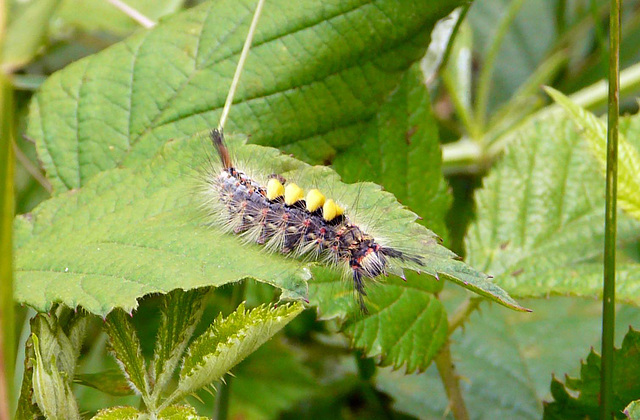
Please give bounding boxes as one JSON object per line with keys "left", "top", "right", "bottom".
{"left": 625, "top": 400, "right": 640, "bottom": 420}
{"left": 333, "top": 63, "right": 450, "bottom": 248}
{"left": 1, "top": 0, "right": 62, "bottom": 71}
{"left": 91, "top": 406, "right": 141, "bottom": 420}
{"left": 543, "top": 328, "right": 640, "bottom": 419}
{"left": 158, "top": 405, "right": 208, "bottom": 420}
{"left": 27, "top": 0, "right": 465, "bottom": 194}
{"left": 228, "top": 340, "right": 317, "bottom": 419}
{"left": 105, "top": 309, "right": 151, "bottom": 400}
{"left": 375, "top": 298, "right": 640, "bottom": 419}
{"left": 311, "top": 268, "right": 448, "bottom": 373}
{"left": 54, "top": 0, "right": 183, "bottom": 35}
{"left": 546, "top": 86, "right": 640, "bottom": 221}
{"left": 15, "top": 134, "right": 309, "bottom": 316}
{"left": 465, "top": 113, "right": 640, "bottom": 301}
{"left": 15, "top": 132, "right": 522, "bottom": 318}
{"left": 32, "top": 334, "right": 80, "bottom": 420}
{"left": 176, "top": 302, "right": 303, "bottom": 398}
{"left": 75, "top": 369, "right": 135, "bottom": 397}
{"left": 152, "top": 288, "right": 208, "bottom": 398}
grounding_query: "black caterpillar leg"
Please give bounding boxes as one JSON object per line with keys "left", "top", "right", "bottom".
{"left": 352, "top": 267, "right": 368, "bottom": 315}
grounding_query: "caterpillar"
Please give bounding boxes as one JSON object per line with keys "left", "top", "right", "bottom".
{"left": 202, "top": 129, "right": 426, "bottom": 313}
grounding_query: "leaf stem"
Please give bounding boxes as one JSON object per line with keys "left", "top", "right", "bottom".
{"left": 600, "top": 0, "right": 620, "bottom": 418}
{"left": 434, "top": 341, "right": 469, "bottom": 420}
{"left": 447, "top": 298, "right": 481, "bottom": 335}
{"left": 0, "top": 71, "right": 16, "bottom": 418}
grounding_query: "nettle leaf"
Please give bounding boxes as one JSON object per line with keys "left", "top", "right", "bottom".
{"left": 546, "top": 87, "right": 640, "bottom": 221}
{"left": 104, "top": 309, "right": 152, "bottom": 399}
{"left": 176, "top": 302, "right": 303, "bottom": 399}
{"left": 543, "top": 328, "right": 640, "bottom": 419}
{"left": 152, "top": 289, "right": 208, "bottom": 398}
{"left": 466, "top": 113, "right": 640, "bottom": 301}
{"left": 27, "top": 0, "right": 465, "bottom": 194}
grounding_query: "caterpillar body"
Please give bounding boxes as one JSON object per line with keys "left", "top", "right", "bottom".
{"left": 204, "top": 129, "right": 425, "bottom": 312}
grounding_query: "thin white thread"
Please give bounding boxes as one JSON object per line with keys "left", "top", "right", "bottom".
{"left": 218, "top": 0, "right": 267, "bottom": 131}
{"left": 105, "top": 0, "right": 156, "bottom": 28}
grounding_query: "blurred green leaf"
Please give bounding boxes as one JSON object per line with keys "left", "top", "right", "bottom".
{"left": 468, "top": 0, "right": 555, "bottom": 113}
{"left": 54, "top": 0, "right": 183, "bottom": 35}
{"left": 27, "top": 0, "right": 465, "bottom": 194}
{"left": 376, "top": 298, "right": 640, "bottom": 419}
{"left": 465, "top": 113, "right": 640, "bottom": 302}
{"left": 75, "top": 369, "right": 134, "bottom": 397}
{"left": 1, "top": 0, "right": 62, "bottom": 71}
{"left": 228, "top": 340, "right": 317, "bottom": 420}
{"left": 176, "top": 303, "right": 303, "bottom": 399}
{"left": 546, "top": 87, "right": 640, "bottom": 221}
{"left": 543, "top": 328, "right": 640, "bottom": 419}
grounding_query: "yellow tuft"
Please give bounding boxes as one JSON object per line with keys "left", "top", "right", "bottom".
{"left": 305, "top": 189, "right": 325, "bottom": 212}
{"left": 284, "top": 183, "right": 304, "bottom": 205}
{"left": 266, "top": 178, "right": 285, "bottom": 200}
{"left": 323, "top": 199, "right": 342, "bottom": 221}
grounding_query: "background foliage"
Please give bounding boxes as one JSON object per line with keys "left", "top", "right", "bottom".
{"left": 4, "top": 0, "right": 640, "bottom": 418}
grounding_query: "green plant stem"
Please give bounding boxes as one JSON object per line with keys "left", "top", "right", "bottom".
{"left": 434, "top": 341, "right": 468, "bottom": 420}
{"left": 0, "top": 72, "right": 15, "bottom": 418}
{"left": 555, "top": 0, "right": 566, "bottom": 35}
{"left": 448, "top": 298, "right": 481, "bottom": 335}
{"left": 601, "top": 1, "right": 620, "bottom": 418}
{"left": 442, "top": 61, "right": 640, "bottom": 172}
{"left": 474, "top": 0, "right": 526, "bottom": 129}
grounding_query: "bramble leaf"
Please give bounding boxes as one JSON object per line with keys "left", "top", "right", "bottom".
{"left": 466, "top": 113, "right": 640, "bottom": 302}
{"left": 546, "top": 87, "right": 640, "bottom": 221}
{"left": 152, "top": 288, "right": 208, "bottom": 399}
{"left": 176, "top": 302, "right": 303, "bottom": 398}
{"left": 104, "top": 310, "right": 151, "bottom": 399}
{"left": 27, "top": 0, "right": 465, "bottom": 194}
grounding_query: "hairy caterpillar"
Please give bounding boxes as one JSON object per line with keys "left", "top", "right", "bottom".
{"left": 201, "top": 129, "right": 426, "bottom": 312}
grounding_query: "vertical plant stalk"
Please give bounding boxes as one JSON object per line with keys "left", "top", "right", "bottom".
{"left": 600, "top": 0, "right": 620, "bottom": 419}
{"left": 473, "top": 0, "right": 526, "bottom": 129}
{"left": 0, "top": 73, "right": 16, "bottom": 418}
{"left": 435, "top": 341, "right": 469, "bottom": 420}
